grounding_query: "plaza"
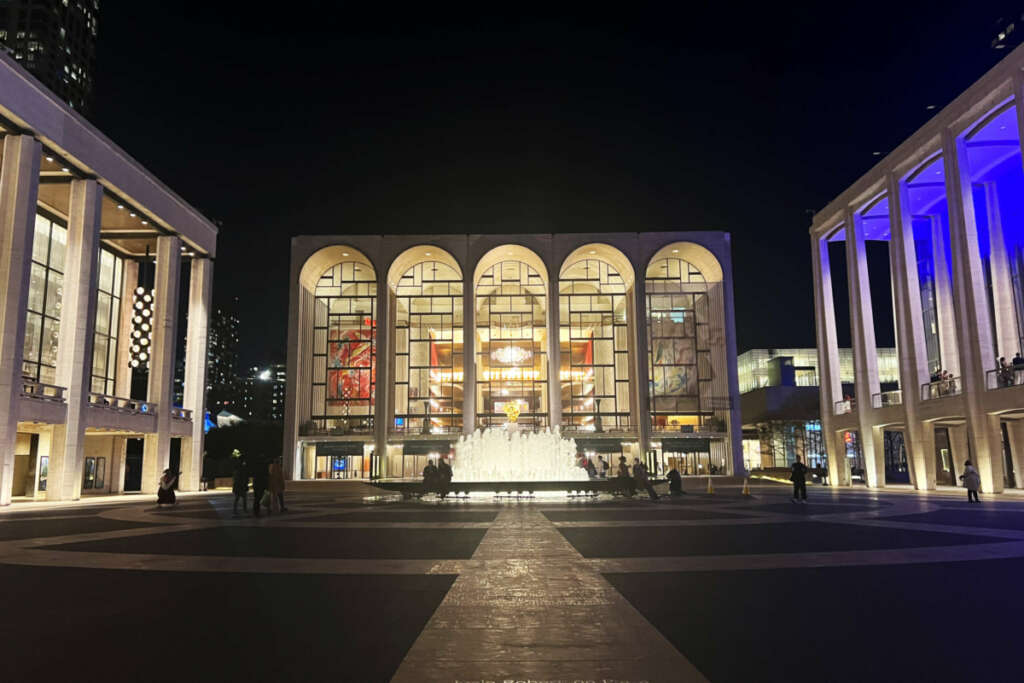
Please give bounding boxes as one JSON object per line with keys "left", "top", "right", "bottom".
{"left": 2, "top": 481, "right": 1023, "bottom": 681}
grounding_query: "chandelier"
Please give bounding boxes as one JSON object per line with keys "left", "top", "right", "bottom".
{"left": 491, "top": 344, "right": 532, "bottom": 365}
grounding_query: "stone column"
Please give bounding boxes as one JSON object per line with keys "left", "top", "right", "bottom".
{"left": 632, "top": 273, "right": 652, "bottom": 461}
{"left": 110, "top": 435, "right": 127, "bottom": 494}
{"left": 889, "top": 174, "right": 933, "bottom": 489}
{"left": 812, "top": 234, "right": 848, "bottom": 486}
{"left": 844, "top": 210, "right": 884, "bottom": 488}
{"left": 180, "top": 257, "right": 213, "bottom": 491}
{"left": 462, "top": 271, "right": 475, "bottom": 434}
{"left": 142, "top": 236, "right": 181, "bottom": 494}
{"left": 43, "top": 179, "right": 104, "bottom": 501}
{"left": 982, "top": 182, "right": 1018, "bottom": 360}
{"left": 373, "top": 270, "right": 390, "bottom": 475}
{"left": 930, "top": 215, "right": 961, "bottom": 377}
{"left": 1006, "top": 420, "right": 1024, "bottom": 490}
{"left": 281, "top": 254, "right": 306, "bottom": 480}
{"left": 547, "top": 271, "right": 561, "bottom": 430}
{"left": 0, "top": 135, "right": 41, "bottom": 506}
{"left": 114, "top": 260, "right": 139, "bottom": 398}
{"left": 943, "top": 130, "right": 1003, "bottom": 492}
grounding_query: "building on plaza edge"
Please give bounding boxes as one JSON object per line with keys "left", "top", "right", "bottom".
{"left": 811, "top": 44, "right": 1024, "bottom": 494}
{"left": 282, "top": 233, "right": 743, "bottom": 481}
{"left": 0, "top": 50, "right": 217, "bottom": 503}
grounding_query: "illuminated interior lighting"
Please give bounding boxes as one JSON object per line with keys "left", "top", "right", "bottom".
{"left": 45, "top": 156, "right": 54, "bottom": 162}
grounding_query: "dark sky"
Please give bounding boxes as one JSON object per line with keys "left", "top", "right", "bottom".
{"left": 92, "top": 2, "right": 1013, "bottom": 366}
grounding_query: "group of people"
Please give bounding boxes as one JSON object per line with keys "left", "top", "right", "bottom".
{"left": 612, "top": 456, "right": 663, "bottom": 501}
{"left": 928, "top": 369, "right": 957, "bottom": 396}
{"left": 578, "top": 455, "right": 609, "bottom": 479}
{"left": 232, "top": 457, "right": 287, "bottom": 516}
{"left": 995, "top": 353, "right": 1024, "bottom": 387}
{"left": 421, "top": 458, "right": 453, "bottom": 497}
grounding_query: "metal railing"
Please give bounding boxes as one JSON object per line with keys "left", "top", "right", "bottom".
{"left": 390, "top": 420, "right": 463, "bottom": 435}
{"left": 562, "top": 415, "right": 634, "bottom": 434}
{"left": 301, "top": 418, "right": 375, "bottom": 436}
{"left": 87, "top": 392, "right": 156, "bottom": 414}
{"left": 987, "top": 367, "right": 1024, "bottom": 390}
{"left": 834, "top": 399, "right": 855, "bottom": 415}
{"left": 21, "top": 379, "right": 66, "bottom": 403}
{"left": 170, "top": 407, "right": 193, "bottom": 420}
{"left": 871, "top": 390, "right": 902, "bottom": 408}
{"left": 921, "top": 377, "right": 961, "bottom": 401}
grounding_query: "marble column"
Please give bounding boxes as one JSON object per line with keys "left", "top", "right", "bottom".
{"left": 47, "top": 179, "right": 104, "bottom": 501}
{"left": 142, "top": 236, "right": 181, "bottom": 494}
{"left": 943, "top": 130, "right": 1003, "bottom": 492}
{"left": 844, "top": 210, "right": 884, "bottom": 488}
{"left": 462, "top": 274, "right": 475, "bottom": 434}
{"left": 373, "top": 269, "right": 390, "bottom": 475}
{"left": 632, "top": 273, "right": 651, "bottom": 461}
{"left": 180, "top": 257, "right": 213, "bottom": 491}
{"left": 0, "top": 135, "right": 41, "bottom": 506}
{"left": 109, "top": 435, "right": 127, "bottom": 494}
{"left": 981, "top": 182, "right": 1018, "bottom": 360}
{"left": 889, "top": 174, "right": 934, "bottom": 489}
{"left": 547, "top": 271, "right": 561, "bottom": 430}
{"left": 812, "top": 233, "right": 848, "bottom": 486}
{"left": 929, "top": 215, "right": 961, "bottom": 377}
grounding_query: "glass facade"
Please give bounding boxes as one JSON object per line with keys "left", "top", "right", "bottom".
{"left": 645, "top": 257, "right": 711, "bottom": 430}
{"left": 475, "top": 260, "right": 548, "bottom": 429}
{"left": 393, "top": 260, "right": 464, "bottom": 434}
{"left": 23, "top": 213, "right": 67, "bottom": 384}
{"left": 311, "top": 261, "right": 377, "bottom": 432}
{"left": 91, "top": 248, "right": 124, "bottom": 395}
{"left": 558, "top": 258, "right": 631, "bottom": 431}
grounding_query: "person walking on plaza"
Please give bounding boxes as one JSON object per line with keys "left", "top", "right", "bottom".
{"left": 585, "top": 457, "right": 598, "bottom": 479}
{"left": 268, "top": 457, "right": 287, "bottom": 513}
{"left": 422, "top": 459, "right": 438, "bottom": 497}
{"left": 667, "top": 465, "right": 684, "bottom": 496}
{"left": 598, "top": 456, "right": 608, "bottom": 479}
{"left": 156, "top": 468, "right": 178, "bottom": 508}
{"left": 961, "top": 460, "right": 981, "bottom": 503}
{"left": 232, "top": 459, "right": 249, "bottom": 515}
{"left": 634, "top": 458, "right": 659, "bottom": 501}
{"left": 790, "top": 456, "right": 808, "bottom": 504}
{"left": 617, "top": 455, "right": 635, "bottom": 497}
{"left": 250, "top": 458, "right": 269, "bottom": 517}
{"left": 437, "top": 457, "right": 453, "bottom": 499}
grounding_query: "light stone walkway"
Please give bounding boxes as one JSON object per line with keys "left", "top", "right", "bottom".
{"left": 392, "top": 506, "right": 707, "bottom": 682}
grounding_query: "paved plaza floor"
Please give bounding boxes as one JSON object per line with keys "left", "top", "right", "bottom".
{"left": 2, "top": 483, "right": 1022, "bottom": 682}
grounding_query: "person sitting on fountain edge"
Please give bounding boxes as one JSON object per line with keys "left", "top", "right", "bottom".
{"left": 667, "top": 465, "right": 684, "bottom": 495}
{"left": 422, "top": 459, "right": 438, "bottom": 497}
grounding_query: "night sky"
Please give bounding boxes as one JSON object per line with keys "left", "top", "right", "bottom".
{"left": 91, "top": 1, "right": 1012, "bottom": 366}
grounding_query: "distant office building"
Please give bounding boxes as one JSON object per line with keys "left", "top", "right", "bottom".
{"left": 240, "top": 363, "right": 286, "bottom": 421}
{"left": 737, "top": 347, "right": 899, "bottom": 394}
{"left": 206, "top": 302, "right": 240, "bottom": 413}
{"left": 811, "top": 45, "right": 1024, "bottom": 494}
{"left": 0, "top": 1, "right": 98, "bottom": 116}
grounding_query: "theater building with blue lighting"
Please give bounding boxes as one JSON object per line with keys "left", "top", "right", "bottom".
{"left": 812, "top": 45, "right": 1024, "bottom": 494}
{"left": 283, "top": 233, "right": 743, "bottom": 481}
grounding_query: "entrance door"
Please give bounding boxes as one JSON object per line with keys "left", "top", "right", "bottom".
{"left": 1001, "top": 422, "right": 1017, "bottom": 489}
{"left": 934, "top": 427, "right": 955, "bottom": 486}
{"left": 124, "top": 438, "right": 144, "bottom": 491}
{"left": 883, "top": 431, "right": 910, "bottom": 484}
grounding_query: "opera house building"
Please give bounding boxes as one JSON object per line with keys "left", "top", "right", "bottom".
{"left": 282, "top": 233, "right": 742, "bottom": 481}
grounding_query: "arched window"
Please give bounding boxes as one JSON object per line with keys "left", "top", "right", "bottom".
{"left": 311, "top": 260, "right": 376, "bottom": 432}
{"left": 645, "top": 256, "right": 710, "bottom": 428}
{"left": 558, "top": 258, "right": 630, "bottom": 431}
{"left": 393, "top": 259, "right": 463, "bottom": 433}
{"left": 475, "top": 258, "right": 548, "bottom": 428}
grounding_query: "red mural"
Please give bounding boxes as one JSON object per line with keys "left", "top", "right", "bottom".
{"left": 327, "top": 318, "right": 376, "bottom": 402}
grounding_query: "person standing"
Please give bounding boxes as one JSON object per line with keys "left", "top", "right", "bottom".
{"left": 232, "top": 459, "right": 249, "bottom": 515}
{"left": 250, "top": 458, "right": 270, "bottom": 517}
{"left": 667, "top": 465, "right": 684, "bottom": 495}
{"left": 961, "top": 460, "right": 981, "bottom": 503}
{"left": 585, "top": 457, "right": 598, "bottom": 479}
{"left": 422, "top": 459, "right": 438, "bottom": 497}
{"left": 598, "top": 456, "right": 608, "bottom": 479}
{"left": 156, "top": 468, "right": 178, "bottom": 508}
{"left": 268, "top": 458, "right": 287, "bottom": 513}
{"left": 634, "top": 458, "right": 659, "bottom": 501}
{"left": 437, "top": 457, "right": 453, "bottom": 499}
{"left": 617, "top": 455, "right": 635, "bottom": 497}
{"left": 790, "top": 456, "right": 808, "bottom": 504}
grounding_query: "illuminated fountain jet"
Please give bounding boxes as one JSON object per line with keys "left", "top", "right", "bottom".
{"left": 452, "top": 425, "right": 589, "bottom": 482}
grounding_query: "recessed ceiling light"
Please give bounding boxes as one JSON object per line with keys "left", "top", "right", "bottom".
{"left": 141, "top": 220, "right": 148, "bottom": 225}
{"left": 61, "top": 167, "right": 69, "bottom": 172}
{"left": 45, "top": 156, "right": 54, "bottom": 162}
{"left": 589, "top": 250, "right": 596, "bottom": 254}
{"left": 425, "top": 252, "right": 431, "bottom": 256}
{"left": 342, "top": 252, "right": 349, "bottom": 256}
{"left": 117, "top": 204, "right": 124, "bottom": 209}
{"left": 672, "top": 249, "right": 679, "bottom": 253}
{"left": 129, "top": 212, "right": 136, "bottom": 217}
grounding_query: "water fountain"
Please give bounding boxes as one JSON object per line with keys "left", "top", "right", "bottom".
{"left": 452, "top": 425, "right": 589, "bottom": 482}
